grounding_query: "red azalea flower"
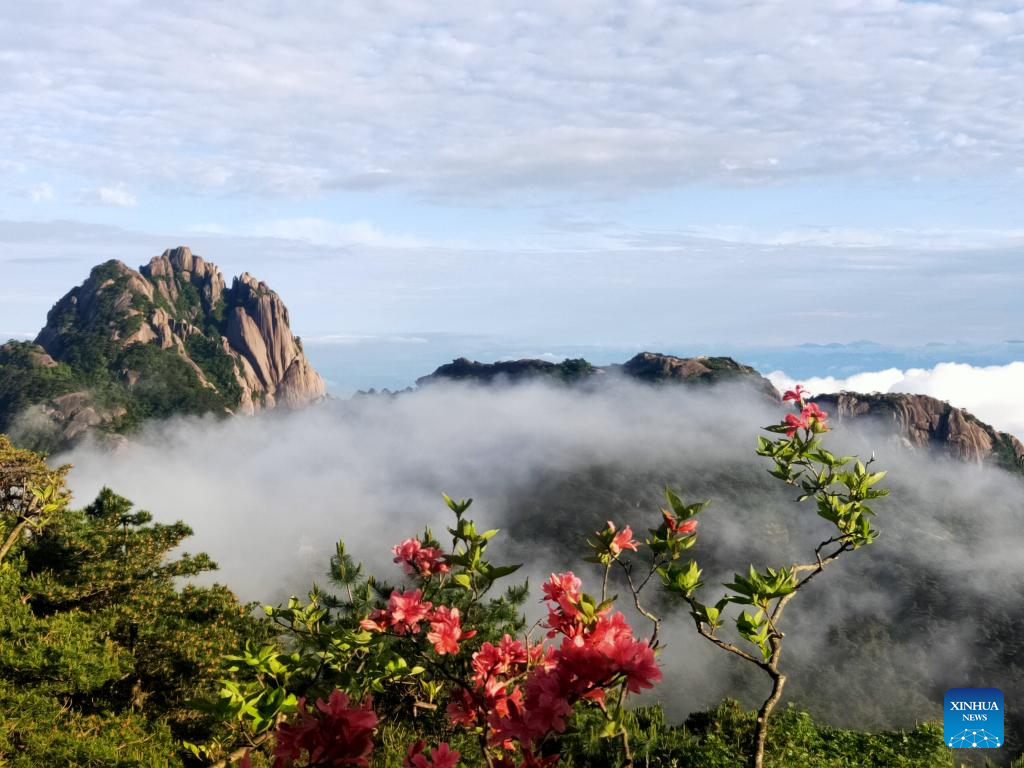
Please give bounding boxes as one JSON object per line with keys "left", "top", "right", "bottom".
{"left": 782, "top": 384, "right": 807, "bottom": 403}
{"left": 801, "top": 402, "right": 828, "bottom": 430}
{"left": 427, "top": 606, "right": 474, "bottom": 655}
{"left": 404, "top": 741, "right": 460, "bottom": 768}
{"left": 542, "top": 572, "right": 581, "bottom": 607}
{"left": 446, "top": 687, "right": 478, "bottom": 727}
{"left": 472, "top": 636, "right": 529, "bottom": 685}
{"left": 273, "top": 690, "right": 377, "bottom": 768}
{"left": 358, "top": 610, "right": 388, "bottom": 633}
{"left": 783, "top": 412, "right": 808, "bottom": 437}
{"left": 661, "top": 508, "right": 698, "bottom": 536}
{"left": 608, "top": 634, "right": 662, "bottom": 693}
{"left": 392, "top": 538, "right": 450, "bottom": 578}
{"left": 605, "top": 521, "right": 639, "bottom": 556}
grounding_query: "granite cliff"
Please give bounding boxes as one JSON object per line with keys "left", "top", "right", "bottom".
{"left": 812, "top": 391, "right": 1024, "bottom": 473}
{"left": 0, "top": 247, "right": 324, "bottom": 448}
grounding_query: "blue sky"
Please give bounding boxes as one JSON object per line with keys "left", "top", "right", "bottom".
{"left": 2, "top": 0, "right": 1024, "bottom": 350}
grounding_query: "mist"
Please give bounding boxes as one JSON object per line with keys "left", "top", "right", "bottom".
{"left": 56, "top": 380, "right": 1024, "bottom": 744}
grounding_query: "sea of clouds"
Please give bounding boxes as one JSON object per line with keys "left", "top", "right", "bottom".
{"left": 54, "top": 376, "right": 1024, "bottom": 739}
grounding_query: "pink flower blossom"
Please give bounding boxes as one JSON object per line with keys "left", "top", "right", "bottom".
{"left": 783, "top": 412, "right": 809, "bottom": 437}
{"left": 782, "top": 384, "right": 808, "bottom": 404}
{"left": 360, "top": 590, "right": 433, "bottom": 635}
{"left": 403, "top": 740, "right": 460, "bottom": 768}
{"left": 801, "top": 402, "right": 828, "bottom": 430}
{"left": 427, "top": 606, "right": 474, "bottom": 655}
{"left": 358, "top": 611, "right": 388, "bottom": 633}
{"left": 387, "top": 589, "right": 433, "bottom": 634}
{"left": 392, "top": 538, "right": 449, "bottom": 578}
{"left": 446, "top": 687, "right": 478, "bottom": 728}
{"left": 472, "top": 637, "right": 529, "bottom": 685}
{"left": 661, "top": 508, "right": 698, "bottom": 536}
{"left": 605, "top": 521, "right": 639, "bottom": 556}
{"left": 541, "top": 572, "right": 581, "bottom": 610}
{"left": 272, "top": 690, "right": 377, "bottom": 768}
{"left": 451, "top": 572, "right": 662, "bottom": 763}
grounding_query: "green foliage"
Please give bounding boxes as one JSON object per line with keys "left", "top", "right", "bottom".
{"left": 115, "top": 343, "right": 236, "bottom": 421}
{"left": 0, "top": 343, "right": 77, "bottom": 432}
{"left": 0, "top": 438, "right": 265, "bottom": 766}
{"left": 558, "top": 699, "right": 953, "bottom": 768}
{"left": 991, "top": 432, "right": 1024, "bottom": 473}
{"left": 174, "top": 279, "right": 203, "bottom": 318}
{"left": 183, "top": 334, "right": 243, "bottom": 407}
{"left": 554, "top": 358, "right": 596, "bottom": 382}
{"left": 196, "top": 495, "right": 534, "bottom": 763}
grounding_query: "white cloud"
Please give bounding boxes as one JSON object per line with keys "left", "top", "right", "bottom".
{"left": 4, "top": 2, "right": 1024, "bottom": 199}
{"left": 27, "top": 182, "right": 54, "bottom": 202}
{"left": 767, "top": 362, "right": 1024, "bottom": 440}
{"left": 253, "top": 218, "right": 423, "bottom": 248}
{"left": 2, "top": 218, "right": 1024, "bottom": 347}
{"left": 83, "top": 185, "right": 137, "bottom": 207}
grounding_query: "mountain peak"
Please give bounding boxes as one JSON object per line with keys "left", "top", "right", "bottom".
{"left": 5, "top": 247, "right": 324, "bottom": 449}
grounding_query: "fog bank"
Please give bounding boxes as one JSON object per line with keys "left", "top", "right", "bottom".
{"left": 58, "top": 381, "right": 1024, "bottom": 744}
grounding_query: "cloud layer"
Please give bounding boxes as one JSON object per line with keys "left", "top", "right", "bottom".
{"left": 4, "top": 1, "right": 1024, "bottom": 199}
{"left": 56, "top": 380, "right": 1024, "bottom": 735}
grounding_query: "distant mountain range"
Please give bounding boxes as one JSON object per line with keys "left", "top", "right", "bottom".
{"left": 1, "top": 247, "right": 1022, "bottom": 476}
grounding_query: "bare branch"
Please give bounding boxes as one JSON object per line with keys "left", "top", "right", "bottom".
{"left": 616, "top": 558, "right": 662, "bottom": 645}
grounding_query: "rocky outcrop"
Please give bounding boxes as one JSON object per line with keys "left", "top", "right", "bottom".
{"left": 417, "top": 352, "right": 778, "bottom": 399}
{"left": 417, "top": 357, "right": 597, "bottom": 387}
{"left": 617, "top": 353, "right": 780, "bottom": 399}
{"left": 812, "top": 392, "right": 1024, "bottom": 472}
{"left": 222, "top": 272, "right": 324, "bottom": 410}
{"left": 8, "top": 246, "right": 324, "bottom": 447}
{"left": 140, "top": 245, "right": 225, "bottom": 315}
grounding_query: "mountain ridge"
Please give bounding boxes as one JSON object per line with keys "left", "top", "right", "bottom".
{"left": 418, "top": 352, "right": 1024, "bottom": 475}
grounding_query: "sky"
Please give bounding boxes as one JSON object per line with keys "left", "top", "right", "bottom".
{"left": 2, "top": 1, "right": 1024, "bottom": 355}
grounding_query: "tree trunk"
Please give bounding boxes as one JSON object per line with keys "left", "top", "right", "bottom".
{"left": 0, "top": 517, "right": 31, "bottom": 565}
{"left": 752, "top": 672, "right": 786, "bottom": 768}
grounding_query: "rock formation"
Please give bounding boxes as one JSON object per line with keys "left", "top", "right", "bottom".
{"left": 3, "top": 246, "right": 324, "bottom": 448}
{"left": 418, "top": 352, "right": 779, "bottom": 399}
{"left": 616, "top": 352, "right": 780, "bottom": 400}
{"left": 812, "top": 391, "right": 1024, "bottom": 473}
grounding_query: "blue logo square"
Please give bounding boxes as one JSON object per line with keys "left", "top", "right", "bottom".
{"left": 945, "top": 688, "right": 1004, "bottom": 748}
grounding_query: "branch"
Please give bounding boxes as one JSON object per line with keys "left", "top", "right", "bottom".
{"left": 769, "top": 537, "right": 854, "bottom": 629}
{"left": 616, "top": 558, "right": 662, "bottom": 645}
{"left": 0, "top": 517, "right": 32, "bottom": 565}
{"left": 683, "top": 597, "right": 770, "bottom": 671}
{"left": 206, "top": 728, "right": 273, "bottom": 768}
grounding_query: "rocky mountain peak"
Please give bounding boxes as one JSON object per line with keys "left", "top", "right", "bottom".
{"left": 812, "top": 391, "right": 1024, "bottom": 473}
{"left": 618, "top": 352, "right": 781, "bottom": 399}
{"left": 5, "top": 247, "right": 324, "bottom": 448}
